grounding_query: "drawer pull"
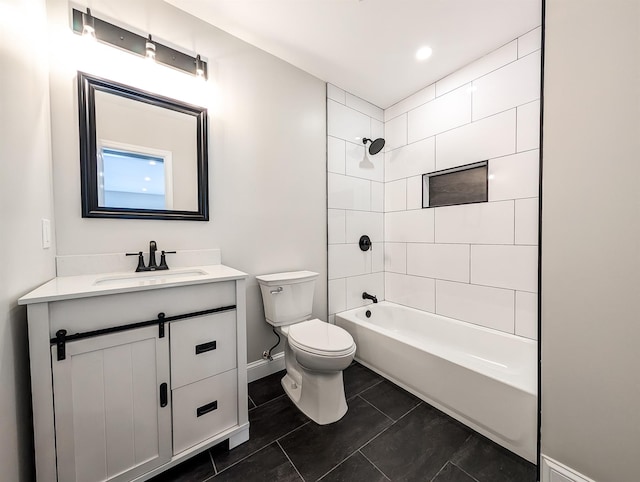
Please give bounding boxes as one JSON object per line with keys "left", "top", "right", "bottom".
{"left": 196, "top": 400, "right": 218, "bottom": 417}
{"left": 159, "top": 383, "right": 168, "bottom": 408}
{"left": 195, "top": 340, "right": 217, "bottom": 355}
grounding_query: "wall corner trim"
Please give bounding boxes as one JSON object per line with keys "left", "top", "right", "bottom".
{"left": 541, "top": 454, "right": 598, "bottom": 482}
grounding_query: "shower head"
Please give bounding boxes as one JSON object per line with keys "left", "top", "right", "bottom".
{"left": 363, "top": 137, "right": 385, "bottom": 155}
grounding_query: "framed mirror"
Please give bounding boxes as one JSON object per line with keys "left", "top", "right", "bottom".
{"left": 78, "top": 72, "right": 209, "bottom": 220}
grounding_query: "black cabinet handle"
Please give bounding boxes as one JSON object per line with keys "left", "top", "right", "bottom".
{"left": 159, "top": 383, "right": 168, "bottom": 407}
{"left": 195, "top": 340, "right": 217, "bottom": 355}
{"left": 196, "top": 400, "right": 218, "bottom": 417}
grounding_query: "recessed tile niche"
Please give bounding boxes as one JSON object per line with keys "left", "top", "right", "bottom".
{"left": 423, "top": 161, "right": 488, "bottom": 208}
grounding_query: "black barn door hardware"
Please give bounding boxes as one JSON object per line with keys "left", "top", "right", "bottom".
{"left": 51, "top": 305, "right": 236, "bottom": 361}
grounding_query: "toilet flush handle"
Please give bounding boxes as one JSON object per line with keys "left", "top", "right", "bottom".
{"left": 270, "top": 286, "right": 283, "bottom": 295}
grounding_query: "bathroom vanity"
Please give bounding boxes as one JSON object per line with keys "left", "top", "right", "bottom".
{"left": 19, "top": 265, "right": 249, "bottom": 481}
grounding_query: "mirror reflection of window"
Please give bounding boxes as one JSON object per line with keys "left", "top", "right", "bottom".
{"left": 97, "top": 142, "right": 174, "bottom": 210}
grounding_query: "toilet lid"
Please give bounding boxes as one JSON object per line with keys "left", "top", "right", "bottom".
{"left": 288, "top": 319, "right": 355, "bottom": 356}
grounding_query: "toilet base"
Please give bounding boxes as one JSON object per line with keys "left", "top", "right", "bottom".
{"left": 281, "top": 371, "right": 348, "bottom": 425}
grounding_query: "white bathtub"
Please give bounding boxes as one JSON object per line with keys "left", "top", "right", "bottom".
{"left": 335, "top": 301, "right": 537, "bottom": 463}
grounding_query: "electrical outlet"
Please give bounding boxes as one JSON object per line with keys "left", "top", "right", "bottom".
{"left": 41, "top": 219, "right": 51, "bottom": 249}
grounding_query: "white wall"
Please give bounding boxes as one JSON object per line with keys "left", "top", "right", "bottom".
{"left": 382, "top": 28, "right": 541, "bottom": 339}
{"left": 0, "top": 0, "right": 57, "bottom": 480}
{"left": 327, "top": 85, "right": 385, "bottom": 320}
{"left": 541, "top": 1, "right": 640, "bottom": 480}
{"left": 45, "top": 0, "right": 327, "bottom": 362}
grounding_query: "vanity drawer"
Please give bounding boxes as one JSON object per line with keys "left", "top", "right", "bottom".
{"left": 172, "top": 370, "right": 238, "bottom": 455}
{"left": 170, "top": 309, "right": 237, "bottom": 389}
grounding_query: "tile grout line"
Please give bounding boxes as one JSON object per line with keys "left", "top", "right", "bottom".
{"left": 211, "top": 421, "right": 312, "bottom": 477}
{"left": 347, "top": 377, "right": 384, "bottom": 401}
{"left": 315, "top": 451, "right": 360, "bottom": 481}
{"left": 451, "top": 462, "right": 482, "bottom": 482}
{"left": 355, "top": 401, "right": 424, "bottom": 455}
{"left": 249, "top": 392, "right": 286, "bottom": 411}
{"left": 355, "top": 394, "right": 395, "bottom": 422}
{"left": 208, "top": 450, "right": 217, "bottom": 475}
{"left": 276, "top": 440, "right": 306, "bottom": 482}
{"left": 359, "top": 449, "right": 392, "bottom": 481}
{"left": 429, "top": 460, "right": 452, "bottom": 482}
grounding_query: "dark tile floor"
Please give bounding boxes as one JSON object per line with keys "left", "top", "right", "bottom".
{"left": 150, "top": 362, "right": 537, "bottom": 482}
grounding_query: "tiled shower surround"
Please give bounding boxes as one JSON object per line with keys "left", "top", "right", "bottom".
{"left": 328, "top": 26, "right": 541, "bottom": 340}
{"left": 327, "top": 86, "right": 385, "bottom": 322}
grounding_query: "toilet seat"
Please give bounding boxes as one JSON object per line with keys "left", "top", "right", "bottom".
{"left": 288, "top": 319, "right": 355, "bottom": 357}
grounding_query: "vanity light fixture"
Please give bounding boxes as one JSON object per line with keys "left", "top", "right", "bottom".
{"left": 81, "top": 8, "right": 96, "bottom": 39}
{"left": 71, "top": 8, "right": 208, "bottom": 79}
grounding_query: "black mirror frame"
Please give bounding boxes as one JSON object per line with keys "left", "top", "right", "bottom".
{"left": 78, "top": 72, "right": 209, "bottom": 221}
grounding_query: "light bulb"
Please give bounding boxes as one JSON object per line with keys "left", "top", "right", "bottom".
{"left": 145, "top": 35, "right": 156, "bottom": 61}
{"left": 82, "top": 9, "right": 96, "bottom": 40}
{"left": 195, "top": 55, "right": 206, "bottom": 80}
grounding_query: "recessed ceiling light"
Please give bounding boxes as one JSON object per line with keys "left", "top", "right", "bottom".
{"left": 144, "top": 176, "right": 151, "bottom": 181}
{"left": 149, "top": 161, "right": 156, "bottom": 166}
{"left": 142, "top": 188, "right": 147, "bottom": 192}
{"left": 416, "top": 46, "right": 433, "bottom": 61}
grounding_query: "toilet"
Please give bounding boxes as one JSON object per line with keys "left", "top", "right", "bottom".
{"left": 256, "top": 270, "right": 356, "bottom": 424}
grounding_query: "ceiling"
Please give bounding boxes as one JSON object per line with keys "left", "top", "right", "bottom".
{"left": 165, "top": 0, "right": 541, "bottom": 109}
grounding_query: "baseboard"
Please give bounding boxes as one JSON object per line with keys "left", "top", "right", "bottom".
{"left": 247, "top": 352, "right": 285, "bottom": 383}
{"left": 541, "top": 455, "right": 597, "bottom": 482}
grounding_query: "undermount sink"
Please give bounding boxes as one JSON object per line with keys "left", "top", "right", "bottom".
{"left": 93, "top": 268, "right": 208, "bottom": 286}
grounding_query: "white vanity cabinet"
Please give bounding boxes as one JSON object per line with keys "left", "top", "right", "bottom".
{"left": 19, "top": 265, "right": 249, "bottom": 482}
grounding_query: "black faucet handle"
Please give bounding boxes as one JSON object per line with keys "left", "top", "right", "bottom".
{"left": 158, "top": 250, "right": 176, "bottom": 270}
{"left": 126, "top": 251, "right": 146, "bottom": 272}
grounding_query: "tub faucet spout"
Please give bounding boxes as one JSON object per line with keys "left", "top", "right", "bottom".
{"left": 362, "top": 292, "right": 378, "bottom": 303}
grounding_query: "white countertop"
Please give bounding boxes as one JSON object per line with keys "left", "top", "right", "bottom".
{"left": 18, "top": 264, "right": 248, "bottom": 305}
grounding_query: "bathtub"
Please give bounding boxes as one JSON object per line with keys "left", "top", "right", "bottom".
{"left": 335, "top": 301, "right": 537, "bottom": 463}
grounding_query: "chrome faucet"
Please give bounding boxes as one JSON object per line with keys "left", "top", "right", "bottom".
{"left": 126, "top": 240, "right": 175, "bottom": 272}
{"left": 362, "top": 292, "right": 378, "bottom": 303}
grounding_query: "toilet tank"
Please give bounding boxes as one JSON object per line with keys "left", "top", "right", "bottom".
{"left": 256, "top": 271, "right": 318, "bottom": 326}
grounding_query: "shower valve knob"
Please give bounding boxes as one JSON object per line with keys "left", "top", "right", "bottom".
{"left": 359, "top": 235, "right": 372, "bottom": 251}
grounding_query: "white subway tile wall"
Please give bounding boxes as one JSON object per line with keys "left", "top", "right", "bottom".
{"left": 517, "top": 26, "right": 542, "bottom": 59}
{"left": 381, "top": 27, "right": 540, "bottom": 339}
{"left": 406, "top": 243, "right": 470, "bottom": 283}
{"left": 385, "top": 179, "right": 407, "bottom": 212}
{"left": 435, "top": 109, "right": 516, "bottom": 171}
{"left": 515, "top": 198, "right": 539, "bottom": 246}
{"left": 517, "top": 100, "right": 541, "bottom": 152}
{"left": 386, "top": 136, "right": 435, "bottom": 182}
{"left": 384, "top": 243, "right": 407, "bottom": 274}
{"left": 406, "top": 176, "right": 423, "bottom": 210}
{"left": 385, "top": 272, "right": 436, "bottom": 313}
{"left": 385, "top": 84, "right": 435, "bottom": 122}
{"left": 515, "top": 291, "right": 538, "bottom": 339}
{"left": 326, "top": 27, "right": 540, "bottom": 338}
{"left": 471, "top": 51, "right": 541, "bottom": 121}
{"left": 407, "top": 84, "right": 472, "bottom": 143}
{"left": 385, "top": 113, "right": 408, "bottom": 151}
{"left": 435, "top": 280, "right": 516, "bottom": 333}
{"left": 327, "top": 85, "right": 385, "bottom": 317}
{"left": 435, "top": 41, "right": 517, "bottom": 97}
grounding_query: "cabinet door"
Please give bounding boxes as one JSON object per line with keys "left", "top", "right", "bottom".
{"left": 52, "top": 325, "right": 171, "bottom": 482}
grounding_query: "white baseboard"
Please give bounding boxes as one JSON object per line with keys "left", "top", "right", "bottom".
{"left": 541, "top": 455, "right": 597, "bottom": 482}
{"left": 247, "top": 352, "right": 285, "bottom": 383}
